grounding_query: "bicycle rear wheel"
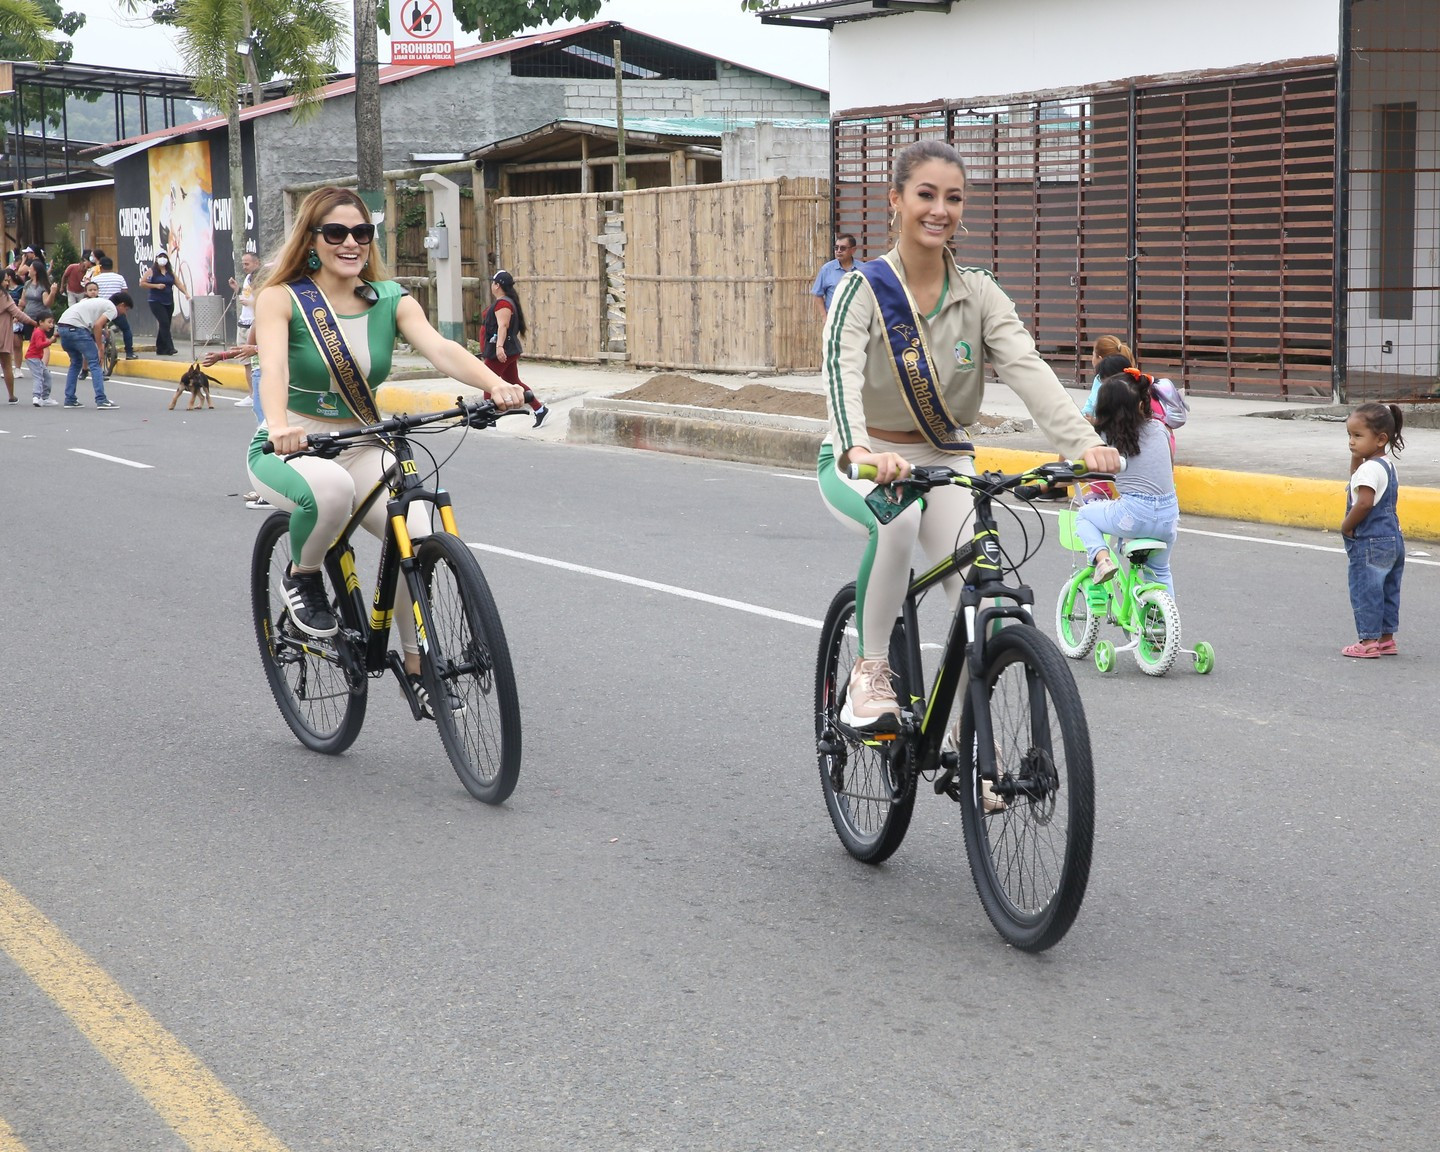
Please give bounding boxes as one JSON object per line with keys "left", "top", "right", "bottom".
{"left": 958, "top": 624, "right": 1095, "bottom": 951}
{"left": 1134, "top": 588, "right": 1181, "bottom": 676}
{"left": 251, "top": 512, "right": 367, "bottom": 754}
{"left": 414, "top": 532, "right": 521, "bottom": 804}
{"left": 103, "top": 332, "right": 118, "bottom": 377}
{"left": 814, "top": 582, "right": 915, "bottom": 864}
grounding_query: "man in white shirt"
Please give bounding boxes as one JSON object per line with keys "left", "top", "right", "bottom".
{"left": 57, "top": 291, "right": 131, "bottom": 408}
{"left": 92, "top": 256, "right": 135, "bottom": 359}
{"left": 228, "top": 250, "right": 261, "bottom": 407}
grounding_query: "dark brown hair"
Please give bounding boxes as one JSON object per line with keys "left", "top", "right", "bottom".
{"left": 1352, "top": 402, "right": 1406, "bottom": 457}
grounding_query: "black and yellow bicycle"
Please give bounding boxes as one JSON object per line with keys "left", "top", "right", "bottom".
{"left": 249, "top": 397, "right": 523, "bottom": 804}
{"left": 816, "top": 458, "right": 1111, "bottom": 951}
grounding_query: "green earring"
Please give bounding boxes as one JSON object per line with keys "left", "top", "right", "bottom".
{"left": 306, "top": 248, "right": 321, "bottom": 272}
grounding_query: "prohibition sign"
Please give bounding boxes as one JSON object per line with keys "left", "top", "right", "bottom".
{"left": 404, "top": 0, "right": 442, "bottom": 37}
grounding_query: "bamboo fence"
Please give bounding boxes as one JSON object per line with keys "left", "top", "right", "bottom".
{"left": 494, "top": 177, "right": 830, "bottom": 372}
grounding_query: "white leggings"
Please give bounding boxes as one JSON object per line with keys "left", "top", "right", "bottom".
{"left": 249, "top": 412, "right": 432, "bottom": 656}
{"left": 819, "top": 437, "right": 978, "bottom": 659}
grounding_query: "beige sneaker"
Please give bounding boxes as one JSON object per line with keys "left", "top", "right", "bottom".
{"left": 840, "top": 656, "right": 901, "bottom": 728}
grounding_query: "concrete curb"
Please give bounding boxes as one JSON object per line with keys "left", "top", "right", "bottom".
{"left": 565, "top": 397, "right": 1440, "bottom": 542}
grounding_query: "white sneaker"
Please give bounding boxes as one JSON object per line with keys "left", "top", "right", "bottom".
{"left": 31, "top": 397, "right": 40, "bottom": 406}
{"left": 41, "top": 397, "right": 58, "bottom": 406}
{"left": 839, "top": 656, "right": 901, "bottom": 728}
{"left": 235, "top": 395, "right": 254, "bottom": 407}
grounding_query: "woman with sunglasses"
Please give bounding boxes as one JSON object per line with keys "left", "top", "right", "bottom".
{"left": 246, "top": 186, "right": 526, "bottom": 690}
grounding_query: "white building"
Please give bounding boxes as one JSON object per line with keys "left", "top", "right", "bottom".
{"left": 762, "top": 0, "right": 1438, "bottom": 401}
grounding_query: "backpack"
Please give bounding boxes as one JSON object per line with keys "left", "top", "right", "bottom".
{"left": 1150, "top": 376, "right": 1189, "bottom": 430}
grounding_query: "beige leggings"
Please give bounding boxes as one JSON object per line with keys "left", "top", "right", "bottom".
{"left": 249, "top": 412, "right": 432, "bottom": 656}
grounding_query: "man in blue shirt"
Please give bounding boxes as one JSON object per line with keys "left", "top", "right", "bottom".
{"left": 811, "top": 234, "right": 863, "bottom": 315}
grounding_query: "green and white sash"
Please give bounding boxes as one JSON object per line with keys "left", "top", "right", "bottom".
{"left": 285, "top": 276, "right": 380, "bottom": 425}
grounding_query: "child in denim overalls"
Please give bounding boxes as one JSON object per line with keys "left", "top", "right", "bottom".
{"left": 1340, "top": 403, "right": 1406, "bottom": 658}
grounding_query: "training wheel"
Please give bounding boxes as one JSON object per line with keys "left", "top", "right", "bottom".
{"left": 1193, "top": 641, "right": 1215, "bottom": 674}
{"left": 1094, "top": 640, "right": 1116, "bottom": 673}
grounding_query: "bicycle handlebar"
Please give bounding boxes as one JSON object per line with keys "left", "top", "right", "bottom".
{"left": 847, "top": 458, "right": 1117, "bottom": 493}
{"left": 260, "top": 390, "right": 536, "bottom": 459}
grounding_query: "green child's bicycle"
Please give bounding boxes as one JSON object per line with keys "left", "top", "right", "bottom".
{"left": 1054, "top": 506, "right": 1214, "bottom": 676}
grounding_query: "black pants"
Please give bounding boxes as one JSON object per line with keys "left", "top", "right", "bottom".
{"left": 149, "top": 301, "right": 174, "bottom": 355}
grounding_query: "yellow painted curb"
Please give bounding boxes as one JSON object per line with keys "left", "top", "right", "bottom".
{"left": 375, "top": 380, "right": 485, "bottom": 415}
{"left": 47, "top": 348, "right": 250, "bottom": 390}
{"left": 973, "top": 444, "right": 1440, "bottom": 542}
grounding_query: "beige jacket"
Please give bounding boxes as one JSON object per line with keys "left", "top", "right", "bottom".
{"left": 823, "top": 249, "right": 1100, "bottom": 461}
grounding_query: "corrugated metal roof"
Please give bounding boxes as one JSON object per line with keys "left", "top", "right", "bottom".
{"left": 571, "top": 116, "right": 827, "bottom": 138}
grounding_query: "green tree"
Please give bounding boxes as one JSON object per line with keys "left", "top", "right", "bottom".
{"left": 738, "top": 0, "right": 785, "bottom": 10}
{"left": 0, "top": 0, "right": 65, "bottom": 147}
{"left": 382, "top": 0, "right": 604, "bottom": 41}
{"left": 121, "top": 0, "right": 345, "bottom": 289}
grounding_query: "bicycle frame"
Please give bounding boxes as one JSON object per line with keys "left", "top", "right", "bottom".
{"left": 318, "top": 433, "right": 462, "bottom": 681}
{"left": 1087, "top": 544, "right": 1167, "bottom": 637}
{"left": 883, "top": 487, "right": 1038, "bottom": 783}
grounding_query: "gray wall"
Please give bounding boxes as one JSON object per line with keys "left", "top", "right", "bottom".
{"left": 722, "top": 123, "right": 829, "bottom": 180}
{"left": 252, "top": 56, "right": 828, "bottom": 255}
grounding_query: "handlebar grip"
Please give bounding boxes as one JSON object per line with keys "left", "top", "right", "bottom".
{"left": 847, "top": 463, "right": 878, "bottom": 481}
{"left": 260, "top": 441, "right": 275, "bottom": 455}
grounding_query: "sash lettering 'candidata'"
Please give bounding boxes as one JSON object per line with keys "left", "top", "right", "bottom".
{"left": 286, "top": 277, "right": 380, "bottom": 425}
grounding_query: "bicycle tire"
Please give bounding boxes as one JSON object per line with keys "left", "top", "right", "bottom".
{"left": 957, "top": 624, "right": 1095, "bottom": 951}
{"left": 413, "top": 532, "right": 521, "bottom": 804}
{"left": 251, "top": 512, "right": 367, "bottom": 754}
{"left": 814, "top": 582, "right": 916, "bottom": 864}
{"left": 103, "top": 335, "right": 117, "bottom": 377}
{"left": 1054, "top": 569, "right": 1100, "bottom": 659}
{"left": 1134, "top": 588, "right": 1181, "bottom": 676}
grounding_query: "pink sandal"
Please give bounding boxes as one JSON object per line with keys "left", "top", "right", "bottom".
{"left": 1342, "top": 640, "right": 1383, "bottom": 659}
{"left": 1375, "top": 638, "right": 1399, "bottom": 656}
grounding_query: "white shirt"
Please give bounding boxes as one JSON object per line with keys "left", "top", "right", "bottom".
{"left": 57, "top": 298, "right": 118, "bottom": 330}
{"left": 1350, "top": 457, "right": 1391, "bottom": 504}
{"left": 238, "top": 272, "right": 255, "bottom": 327}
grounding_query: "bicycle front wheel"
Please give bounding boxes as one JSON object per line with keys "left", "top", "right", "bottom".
{"left": 814, "top": 582, "right": 915, "bottom": 864}
{"left": 251, "top": 512, "right": 367, "bottom": 754}
{"left": 103, "top": 335, "right": 118, "bottom": 377}
{"left": 1054, "top": 569, "right": 1100, "bottom": 659}
{"left": 414, "top": 532, "right": 521, "bottom": 804}
{"left": 958, "top": 624, "right": 1095, "bottom": 951}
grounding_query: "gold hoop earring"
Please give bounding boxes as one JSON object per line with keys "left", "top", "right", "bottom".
{"left": 889, "top": 210, "right": 898, "bottom": 229}
{"left": 958, "top": 224, "right": 969, "bottom": 236}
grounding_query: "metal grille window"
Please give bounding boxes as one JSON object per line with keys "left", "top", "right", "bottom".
{"left": 832, "top": 68, "right": 1338, "bottom": 399}
{"left": 1344, "top": 0, "right": 1440, "bottom": 399}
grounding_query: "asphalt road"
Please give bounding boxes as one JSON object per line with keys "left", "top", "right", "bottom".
{"left": 1, "top": 375, "right": 1436, "bottom": 1151}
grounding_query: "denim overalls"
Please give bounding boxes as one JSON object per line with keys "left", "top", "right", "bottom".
{"left": 1345, "top": 456, "right": 1404, "bottom": 639}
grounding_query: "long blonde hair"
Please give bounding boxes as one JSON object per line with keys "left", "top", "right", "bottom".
{"left": 260, "top": 186, "right": 391, "bottom": 290}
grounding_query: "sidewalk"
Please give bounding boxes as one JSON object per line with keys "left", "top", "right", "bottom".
{"left": 101, "top": 348, "right": 1440, "bottom": 540}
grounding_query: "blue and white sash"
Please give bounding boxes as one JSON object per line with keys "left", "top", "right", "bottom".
{"left": 858, "top": 259, "right": 970, "bottom": 452}
{"left": 285, "top": 276, "right": 380, "bottom": 425}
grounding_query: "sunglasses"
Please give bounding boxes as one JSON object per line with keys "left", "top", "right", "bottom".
{"left": 312, "top": 222, "right": 375, "bottom": 245}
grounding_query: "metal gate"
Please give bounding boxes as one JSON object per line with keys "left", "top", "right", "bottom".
{"left": 833, "top": 66, "right": 1338, "bottom": 399}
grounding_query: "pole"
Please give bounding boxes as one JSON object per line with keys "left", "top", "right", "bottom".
{"left": 614, "top": 38, "right": 626, "bottom": 192}
{"left": 354, "top": 0, "right": 387, "bottom": 261}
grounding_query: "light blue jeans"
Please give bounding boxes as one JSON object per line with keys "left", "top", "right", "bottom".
{"left": 1075, "top": 491, "right": 1179, "bottom": 597}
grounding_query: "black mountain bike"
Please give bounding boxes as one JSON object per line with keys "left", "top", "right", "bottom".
{"left": 815, "top": 459, "right": 1111, "bottom": 951}
{"left": 250, "top": 397, "right": 523, "bottom": 804}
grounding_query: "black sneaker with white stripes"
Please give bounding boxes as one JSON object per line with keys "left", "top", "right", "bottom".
{"left": 281, "top": 566, "right": 338, "bottom": 637}
{"left": 406, "top": 672, "right": 465, "bottom": 721}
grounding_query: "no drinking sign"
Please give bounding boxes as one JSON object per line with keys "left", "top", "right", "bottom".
{"left": 390, "top": 0, "right": 455, "bottom": 66}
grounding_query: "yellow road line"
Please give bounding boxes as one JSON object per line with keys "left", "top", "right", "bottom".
{"left": 0, "top": 876, "right": 293, "bottom": 1152}
{"left": 0, "top": 1112, "right": 30, "bottom": 1152}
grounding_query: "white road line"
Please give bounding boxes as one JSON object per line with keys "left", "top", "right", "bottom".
{"left": 1027, "top": 505, "right": 1440, "bottom": 566}
{"left": 468, "top": 542, "right": 825, "bottom": 628}
{"left": 115, "top": 380, "right": 183, "bottom": 393}
{"left": 68, "top": 448, "right": 153, "bottom": 469}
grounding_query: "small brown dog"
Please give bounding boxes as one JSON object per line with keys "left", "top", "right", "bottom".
{"left": 170, "top": 362, "right": 218, "bottom": 410}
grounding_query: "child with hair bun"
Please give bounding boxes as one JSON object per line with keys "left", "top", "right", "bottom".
{"left": 1340, "top": 403, "right": 1406, "bottom": 658}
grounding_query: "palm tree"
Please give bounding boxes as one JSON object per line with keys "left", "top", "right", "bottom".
{"left": 123, "top": 0, "right": 345, "bottom": 287}
{"left": 0, "top": 0, "right": 58, "bottom": 62}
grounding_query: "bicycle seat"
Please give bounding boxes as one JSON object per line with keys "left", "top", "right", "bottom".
{"left": 1121, "top": 538, "right": 1168, "bottom": 561}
